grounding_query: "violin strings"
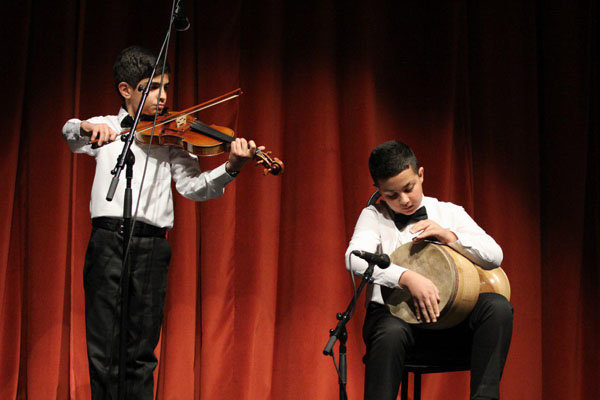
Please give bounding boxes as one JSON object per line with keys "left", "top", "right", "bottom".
{"left": 126, "top": 92, "right": 242, "bottom": 136}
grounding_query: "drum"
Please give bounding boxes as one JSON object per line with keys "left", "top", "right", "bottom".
{"left": 381, "top": 241, "right": 510, "bottom": 329}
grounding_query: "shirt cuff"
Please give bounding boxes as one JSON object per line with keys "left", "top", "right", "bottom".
{"left": 208, "top": 163, "right": 235, "bottom": 186}
{"left": 375, "top": 264, "right": 406, "bottom": 288}
{"left": 64, "top": 119, "right": 86, "bottom": 140}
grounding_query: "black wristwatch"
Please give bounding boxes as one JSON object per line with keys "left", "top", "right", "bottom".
{"left": 226, "top": 162, "right": 240, "bottom": 178}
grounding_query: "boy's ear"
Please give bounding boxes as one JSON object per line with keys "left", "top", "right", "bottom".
{"left": 117, "top": 82, "right": 133, "bottom": 99}
{"left": 418, "top": 166, "right": 424, "bottom": 183}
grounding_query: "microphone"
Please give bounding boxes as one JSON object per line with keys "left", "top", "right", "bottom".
{"left": 173, "top": 0, "right": 190, "bottom": 32}
{"left": 351, "top": 250, "right": 391, "bottom": 269}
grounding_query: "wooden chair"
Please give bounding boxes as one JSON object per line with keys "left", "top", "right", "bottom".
{"left": 400, "top": 360, "right": 470, "bottom": 400}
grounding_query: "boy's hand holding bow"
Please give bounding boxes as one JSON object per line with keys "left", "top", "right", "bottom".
{"left": 81, "top": 121, "right": 118, "bottom": 146}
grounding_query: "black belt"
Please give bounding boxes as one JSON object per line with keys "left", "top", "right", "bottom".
{"left": 92, "top": 217, "right": 168, "bottom": 238}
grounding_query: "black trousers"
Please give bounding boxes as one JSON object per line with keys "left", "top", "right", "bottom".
{"left": 363, "top": 293, "right": 513, "bottom": 400}
{"left": 83, "top": 222, "right": 171, "bottom": 400}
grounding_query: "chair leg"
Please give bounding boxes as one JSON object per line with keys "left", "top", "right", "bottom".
{"left": 400, "top": 370, "right": 408, "bottom": 400}
{"left": 414, "top": 372, "right": 421, "bottom": 400}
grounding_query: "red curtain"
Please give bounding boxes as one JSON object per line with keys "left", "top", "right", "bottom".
{"left": 1, "top": 1, "right": 598, "bottom": 399}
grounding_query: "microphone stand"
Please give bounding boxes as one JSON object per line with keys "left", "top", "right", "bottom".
{"left": 323, "top": 262, "right": 377, "bottom": 400}
{"left": 104, "top": 1, "right": 184, "bottom": 398}
{"left": 117, "top": 149, "right": 134, "bottom": 399}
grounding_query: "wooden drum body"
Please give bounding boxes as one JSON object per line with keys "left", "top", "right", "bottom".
{"left": 381, "top": 242, "right": 510, "bottom": 330}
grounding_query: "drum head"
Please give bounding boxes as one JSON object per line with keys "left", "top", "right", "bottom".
{"left": 382, "top": 242, "right": 458, "bottom": 324}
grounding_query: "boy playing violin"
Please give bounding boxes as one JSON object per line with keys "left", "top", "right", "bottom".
{"left": 62, "top": 45, "right": 257, "bottom": 399}
{"left": 346, "top": 141, "right": 513, "bottom": 400}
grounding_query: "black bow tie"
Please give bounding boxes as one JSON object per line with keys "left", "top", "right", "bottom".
{"left": 120, "top": 113, "right": 161, "bottom": 128}
{"left": 120, "top": 115, "right": 135, "bottom": 128}
{"left": 388, "top": 205, "right": 428, "bottom": 230}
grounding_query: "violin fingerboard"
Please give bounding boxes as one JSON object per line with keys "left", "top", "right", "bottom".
{"left": 190, "top": 121, "right": 234, "bottom": 143}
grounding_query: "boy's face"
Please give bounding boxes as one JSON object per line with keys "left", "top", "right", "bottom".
{"left": 376, "top": 166, "right": 424, "bottom": 215}
{"left": 118, "top": 74, "right": 170, "bottom": 116}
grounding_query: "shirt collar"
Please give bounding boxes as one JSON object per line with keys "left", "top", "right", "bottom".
{"left": 118, "top": 107, "right": 130, "bottom": 125}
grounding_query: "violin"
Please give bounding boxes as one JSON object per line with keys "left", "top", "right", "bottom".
{"left": 95, "top": 89, "right": 284, "bottom": 176}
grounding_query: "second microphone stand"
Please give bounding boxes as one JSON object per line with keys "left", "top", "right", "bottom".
{"left": 323, "top": 261, "right": 377, "bottom": 400}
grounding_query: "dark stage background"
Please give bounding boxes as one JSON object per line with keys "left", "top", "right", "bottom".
{"left": 1, "top": 1, "right": 598, "bottom": 399}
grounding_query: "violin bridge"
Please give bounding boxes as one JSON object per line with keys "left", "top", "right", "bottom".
{"left": 175, "top": 115, "right": 187, "bottom": 129}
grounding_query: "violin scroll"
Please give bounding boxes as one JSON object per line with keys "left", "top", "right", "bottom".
{"left": 254, "top": 149, "right": 284, "bottom": 176}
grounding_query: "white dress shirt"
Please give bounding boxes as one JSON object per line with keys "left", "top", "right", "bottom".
{"left": 62, "top": 108, "right": 234, "bottom": 228}
{"left": 345, "top": 195, "right": 503, "bottom": 305}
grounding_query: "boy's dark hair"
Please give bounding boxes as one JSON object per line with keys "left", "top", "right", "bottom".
{"left": 113, "top": 46, "right": 170, "bottom": 94}
{"left": 368, "top": 141, "right": 419, "bottom": 184}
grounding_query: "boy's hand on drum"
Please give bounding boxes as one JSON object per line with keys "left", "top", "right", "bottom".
{"left": 399, "top": 270, "right": 440, "bottom": 323}
{"left": 410, "top": 220, "right": 458, "bottom": 244}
